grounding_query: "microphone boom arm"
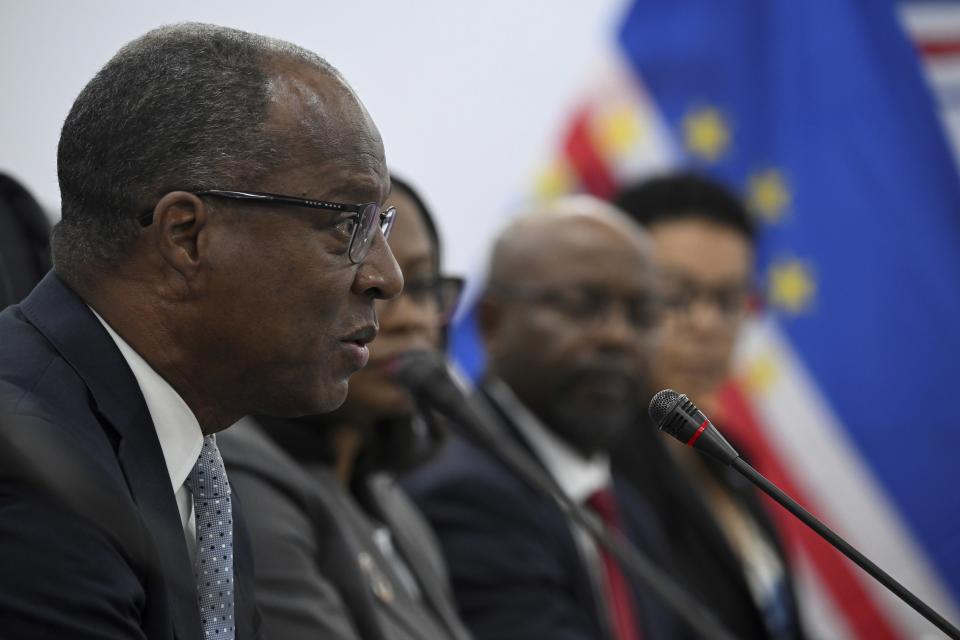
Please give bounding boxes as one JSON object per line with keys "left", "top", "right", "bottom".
{"left": 650, "top": 388, "right": 960, "bottom": 639}
{"left": 732, "top": 456, "right": 960, "bottom": 640}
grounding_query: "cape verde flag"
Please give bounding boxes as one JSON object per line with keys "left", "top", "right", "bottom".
{"left": 450, "top": 1, "right": 960, "bottom": 637}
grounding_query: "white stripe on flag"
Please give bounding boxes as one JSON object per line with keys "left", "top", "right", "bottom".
{"left": 792, "top": 548, "right": 857, "bottom": 640}
{"left": 733, "top": 316, "right": 960, "bottom": 638}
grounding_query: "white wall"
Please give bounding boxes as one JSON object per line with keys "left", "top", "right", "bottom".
{"left": 0, "top": 0, "right": 627, "bottom": 277}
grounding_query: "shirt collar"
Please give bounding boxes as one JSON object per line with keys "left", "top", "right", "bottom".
{"left": 91, "top": 308, "right": 204, "bottom": 494}
{"left": 485, "top": 378, "right": 610, "bottom": 504}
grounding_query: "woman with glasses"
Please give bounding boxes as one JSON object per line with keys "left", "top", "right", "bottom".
{"left": 612, "top": 173, "right": 806, "bottom": 640}
{"left": 218, "top": 176, "right": 469, "bottom": 640}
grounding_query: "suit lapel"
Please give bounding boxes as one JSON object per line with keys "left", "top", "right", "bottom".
{"left": 307, "top": 464, "right": 448, "bottom": 640}
{"left": 476, "top": 381, "right": 620, "bottom": 640}
{"left": 364, "top": 476, "right": 469, "bottom": 640}
{"left": 230, "top": 491, "right": 261, "bottom": 640}
{"left": 116, "top": 419, "right": 204, "bottom": 640}
{"left": 21, "top": 273, "right": 203, "bottom": 640}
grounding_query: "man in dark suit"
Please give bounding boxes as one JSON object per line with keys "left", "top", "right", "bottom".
{"left": 404, "top": 196, "right": 691, "bottom": 639}
{"left": 0, "top": 23, "right": 402, "bottom": 640}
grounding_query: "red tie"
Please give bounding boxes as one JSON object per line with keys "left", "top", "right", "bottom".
{"left": 586, "top": 487, "right": 643, "bottom": 640}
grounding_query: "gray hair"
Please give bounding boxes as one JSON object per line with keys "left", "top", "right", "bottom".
{"left": 52, "top": 22, "right": 338, "bottom": 277}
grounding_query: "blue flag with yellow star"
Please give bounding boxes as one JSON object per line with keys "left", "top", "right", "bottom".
{"left": 617, "top": 0, "right": 960, "bottom": 636}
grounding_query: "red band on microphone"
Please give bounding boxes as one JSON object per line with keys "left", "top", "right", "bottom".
{"left": 686, "top": 419, "right": 709, "bottom": 447}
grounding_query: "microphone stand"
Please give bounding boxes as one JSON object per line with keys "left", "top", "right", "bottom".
{"left": 652, "top": 389, "right": 960, "bottom": 639}
{"left": 732, "top": 457, "right": 960, "bottom": 640}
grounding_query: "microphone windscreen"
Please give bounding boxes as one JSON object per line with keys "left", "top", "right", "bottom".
{"left": 649, "top": 389, "right": 681, "bottom": 426}
{"left": 385, "top": 350, "right": 447, "bottom": 393}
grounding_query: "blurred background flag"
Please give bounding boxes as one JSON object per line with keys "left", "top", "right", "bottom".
{"left": 452, "top": 0, "right": 960, "bottom": 637}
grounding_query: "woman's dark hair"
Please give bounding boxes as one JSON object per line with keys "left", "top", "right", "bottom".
{"left": 388, "top": 173, "right": 442, "bottom": 272}
{"left": 350, "top": 174, "right": 449, "bottom": 483}
{"left": 613, "top": 172, "right": 755, "bottom": 243}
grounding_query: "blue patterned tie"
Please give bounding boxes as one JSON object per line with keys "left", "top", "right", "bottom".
{"left": 185, "top": 435, "right": 235, "bottom": 639}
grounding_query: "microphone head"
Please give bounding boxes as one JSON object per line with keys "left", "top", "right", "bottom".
{"left": 648, "top": 389, "right": 682, "bottom": 427}
{"left": 649, "top": 388, "right": 739, "bottom": 464}
{"left": 384, "top": 349, "right": 449, "bottom": 394}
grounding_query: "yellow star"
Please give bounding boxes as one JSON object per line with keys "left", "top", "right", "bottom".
{"left": 594, "top": 103, "right": 645, "bottom": 159}
{"left": 682, "top": 106, "right": 731, "bottom": 162}
{"left": 748, "top": 169, "right": 791, "bottom": 223}
{"left": 533, "top": 158, "right": 576, "bottom": 201}
{"left": 767, "top": 259, "right": 816, "bottom": 314}
{"left": 739, "top": 352, "right": 780, "bottom": 396}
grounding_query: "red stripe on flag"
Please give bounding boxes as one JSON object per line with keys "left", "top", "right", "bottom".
{"left": 717, "top": 381, "right": 902, "bottom": 640}
{"left": 917, "top": 40, "right": 960, "bottom": 58}
{"left": 563, "top": 107, "right": 618, "bottom": 199}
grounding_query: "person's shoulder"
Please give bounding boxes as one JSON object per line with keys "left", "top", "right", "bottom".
{"left": 219, "top": 418, "right": 327, "bottom": 514}
{"left": 0, "top": 288, "right": 106, "bottom": 448}
{"left": 401, "top": 434, "right": 563, "bottom": 540}
{"left": 0, "top": 412, "right": 160, "bottom": 637}
{"left": 403, "top": 434, "right": 526, "bottom": 501}
{"left": 218, "top": 418, "right": 289, "bottom": 473}
{"left": 0, "top": 302, "right": 61, "bottom": 404}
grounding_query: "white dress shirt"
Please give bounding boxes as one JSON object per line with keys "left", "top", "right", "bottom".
{"left": 485, "top": 378, "right": 610, "bottom": 504}
{"left": 91, "top": 309, "right": 204, "bottom": 559}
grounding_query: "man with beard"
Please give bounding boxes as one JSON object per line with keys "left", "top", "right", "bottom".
{"left": 404, "top": 196, "right": 687, "bottom": 640}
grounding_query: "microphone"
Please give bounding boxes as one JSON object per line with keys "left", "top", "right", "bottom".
{"left": 389, "top": 352, "right": 738, "bottom": 640}
{"left": 648, "top": 389, "right": 739, "bottom": 465}
{"left": 386, "top": 350, "right": 478, "bottom": 430}
{"left": 649, "top": 389, "right": 960, "bottom": 640}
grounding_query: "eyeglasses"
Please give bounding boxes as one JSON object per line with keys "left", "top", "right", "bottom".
{"left": 401, "top": 275, "right": 465, "bottom": 323}
{"left": 492, "top": 285, "right": 662, "bottom": 331}
{"left": 660, "top": 278, "right": 751, "bottom": 324}
{"left": 139, "top": 189, "right": 397, "bottom": 264}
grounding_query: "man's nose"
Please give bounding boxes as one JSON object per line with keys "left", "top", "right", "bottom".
{"left": 686, "top": 297, "right": 728, "bottom": 334}
{"left": 352, "top": 231, "right": 404, "bottom": 300}
{"left": 592, "top": 302, "right": 646, "bottom": 351}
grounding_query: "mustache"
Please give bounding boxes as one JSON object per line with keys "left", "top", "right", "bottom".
{"left": 563, "top": 356, "right": 644, "bottom": 385}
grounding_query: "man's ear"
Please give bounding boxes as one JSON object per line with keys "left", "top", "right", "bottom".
{"left": 147, "top": 191, "right": 209, "bottom": 281}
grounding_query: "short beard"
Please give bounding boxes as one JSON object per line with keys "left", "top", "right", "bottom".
{"left": 542, "top": 398, "right": 640, "bottom": 458}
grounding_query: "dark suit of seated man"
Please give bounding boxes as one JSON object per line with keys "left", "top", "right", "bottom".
{"left": 405, "top": 197, "right": 692, "bottom": 640}
{"left": 0, "top": 22, "right": 402, "bottom": 640}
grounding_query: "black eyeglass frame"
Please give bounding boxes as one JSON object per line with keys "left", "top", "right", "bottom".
{"left": 488, "top": 283, "right": 664, "bottom": 332}
{"left": 139, "top": 189, "right": 397, "bottom": 264}
{"left": 398, "top": 274, "right": 466, "bottom": 323}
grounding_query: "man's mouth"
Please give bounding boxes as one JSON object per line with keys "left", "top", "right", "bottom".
{"left": 341, "top": 324, "right": 378, "bottom": 347}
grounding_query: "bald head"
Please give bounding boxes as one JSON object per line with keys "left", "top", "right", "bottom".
{"left": 487, "top": 195, "right": 652, "bottom": 292}
{"left": 480, "top": 195, "right": 658, "bottom": 456}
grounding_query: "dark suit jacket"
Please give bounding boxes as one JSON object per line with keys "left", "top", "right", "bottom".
{"left": 614, "top": 418, "right": 806, "bottom": 640}
{"left": 0, "top": 272, "right": 261, "bottom": 640}
{"left": 218, "top": 418, "right": 472, "bottom": 640}
{"left": 402, "top": 385, "right": 693, "bottom": 640}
